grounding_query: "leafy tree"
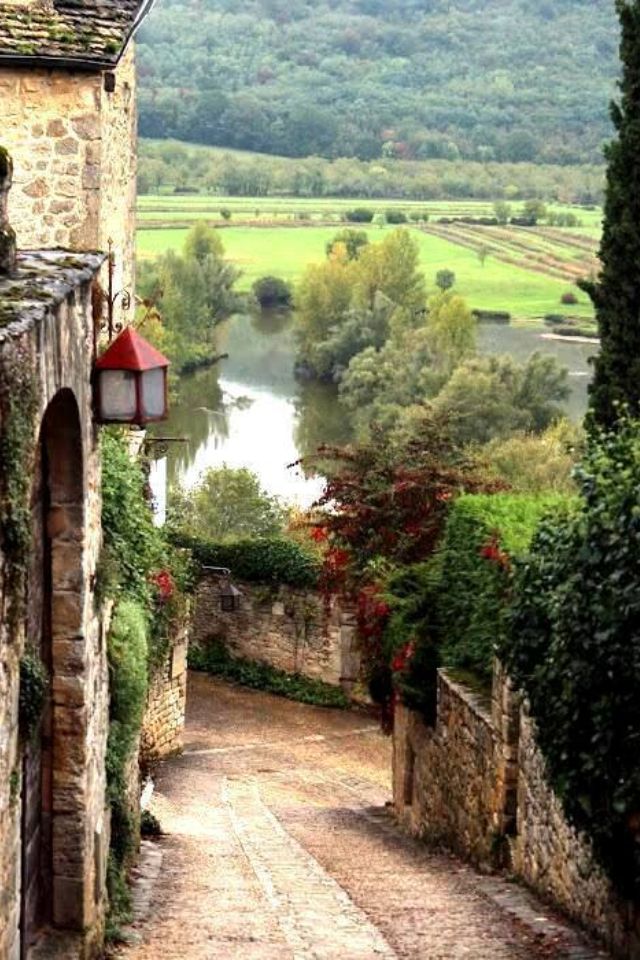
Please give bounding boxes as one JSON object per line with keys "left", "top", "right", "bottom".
{"left": 345, "top": 208, "right": 375, "bottom": 223}
{"left": 425, "top": 291, "right": 476, "bottom": 377}
{"left": 433, "top": 353, "right": 570, "bottom": 444}
{"left": 170, "top": 466, "right": 289, "bottom": 541}
{"left": 140, "top": 224, "right": 241, "bottom": 371}
{"left": 309, "top": 417, "right": 498, "bottom": 586}
{"left": 340, "top": 290, "right": 476, "bottom": 438}
{"left": 326, "top": 229, "right": 370, "bottom": 262}
{"left": 522, "top": 199, "right": 548, "bottom": 224}
{"left": 582, "top": 0, "right": 640, "bottom": 427}
{"left": 480, "top": 420, "right": 582, "bottom": 494}
{"left": 252, "top": 275, "right": 293, "bottom": 308}
{"left": 354, "top": 229, "right": 426, "bottom": 314}
{"left": 295, "top": 230, "right": 425, "bottom": 380}
{"left": 183, "top": 221, "right": 224, "bottom": 264}
{"left": 294, "top": 259, "right": 354, "bottom": 378}
{"left": 494, "top": 200, "right": 512, "bottom": 224}
{"left": 385, "top": 209, "right": 408, "bottom": 224}
{"left": 436, "top": 269, "right": 456, "bottom": 291}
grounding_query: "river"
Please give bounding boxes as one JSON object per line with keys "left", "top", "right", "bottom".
{"left": 152, "top": 311, "right": 597, "bottom": 510}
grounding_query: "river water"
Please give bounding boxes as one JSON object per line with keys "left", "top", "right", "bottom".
{"left": 154, "top": 311, "right": 597, "bottom": 509}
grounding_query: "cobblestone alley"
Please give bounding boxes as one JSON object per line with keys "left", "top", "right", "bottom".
{"left": 115, "top": 673, "right": 607, "bottom": 960}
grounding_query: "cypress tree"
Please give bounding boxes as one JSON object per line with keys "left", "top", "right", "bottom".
{"left": 582, "top": 1, "right": 640, "bottom": 426}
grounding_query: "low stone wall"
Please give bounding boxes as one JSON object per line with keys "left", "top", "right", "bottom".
{"left": 192, "top": 573, "right": 357, "bottom": 689}
{"left": 393, "top": 663, "right": 640, "bottom": 958}
{"left": 140, "top": 627, "right": 189, "bottom": 765}
{"left": 515, "top": 707, "right": 640, "bottom": 957}
{"left": 394, "top": 673, "right": 504, "bottom": 870}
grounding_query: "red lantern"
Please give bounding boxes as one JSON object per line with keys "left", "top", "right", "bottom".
{"left": 94, "top": 327, "right": 170, "bottom": 426}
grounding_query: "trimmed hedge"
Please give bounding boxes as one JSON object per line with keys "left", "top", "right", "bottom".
{"left": 472, "top": 309, "right": 511, "bottom": 324}
{"left": 434, "top": 493, "right": 570, "bottom": 681}
{"left": 172, "top": 534, "right": 321, "bottom": 588}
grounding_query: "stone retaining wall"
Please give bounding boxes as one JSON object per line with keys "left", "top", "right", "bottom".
{"left": 141, "top": 626, "right": 189, "bottom": 765}
{"left": 394, "top": 673, "right": 503, "bottom": 870}
{"left": 192, "top": 573, "right": 359, "bottom": 690}
{"left": 393, "top": 662, "right": 640, "bottom": 958}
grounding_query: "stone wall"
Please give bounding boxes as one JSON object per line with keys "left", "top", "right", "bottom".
{"left": 192, "top": 573, "right": 356, "bottom": 689}
{"left": 0, "top": 48, "right": 137, "bottom": 324}
{"left": 141, "top": 620, "right": 189, "bottom": 765}
{"left": 393, "top": 663, "right": 640, "bottom": 958}
{"left": 393, "top": 673, "right": 504, "bottom": 870}
{"left": 514, "top": 707, "right": 640, "bottom": 957}
{"left": 0, "top": 250, "right": 108, "bottom": 959}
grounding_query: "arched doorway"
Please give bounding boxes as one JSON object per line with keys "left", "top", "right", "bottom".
{"left": 20, "top": 389, "right": 85, "bottom": 956}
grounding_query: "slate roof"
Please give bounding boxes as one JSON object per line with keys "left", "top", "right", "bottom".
{"left": 0, "top": 0, "right": 155, "bottom": 69}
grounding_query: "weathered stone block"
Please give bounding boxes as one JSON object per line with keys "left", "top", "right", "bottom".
{"left": 46, "top": 118, "right": 67, "bottom": 137}
{"left": 22, "top": 177, "right": 49, "bottom": 198}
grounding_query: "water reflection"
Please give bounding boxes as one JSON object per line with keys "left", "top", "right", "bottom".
{"left": 154, "top": 312, "right": 597, "bottom": 509}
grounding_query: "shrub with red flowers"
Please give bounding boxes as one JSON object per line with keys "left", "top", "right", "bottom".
{"left": 151, "top": 569, "right": 175, "bottom": 603}
{"left": 479, "top": 534, "right": 511, "bottom": 572}
{"left": 304, "top": 416, "right": 502, "bottom": 717}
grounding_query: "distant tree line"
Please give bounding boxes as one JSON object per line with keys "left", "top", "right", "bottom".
{"left": 138, "top": 140, "right": 605, "bottom": 205}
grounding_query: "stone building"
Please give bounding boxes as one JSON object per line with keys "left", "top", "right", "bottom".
{"left": 0, "top": 3, "right": 155, "bottom": 956}
{"left": 0, "top": 0, "right": 154, "bottom": 324}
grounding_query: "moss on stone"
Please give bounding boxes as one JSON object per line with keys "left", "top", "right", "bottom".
{"left": 0, "top": 340, "right": 38, "bottom": 633}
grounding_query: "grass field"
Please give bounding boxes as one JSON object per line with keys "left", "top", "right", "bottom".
{"left": 136, "top": 221, "right": 596, "bottom": 320}
{"left": 137, "top": 193, "right": 604, "bottom": 231}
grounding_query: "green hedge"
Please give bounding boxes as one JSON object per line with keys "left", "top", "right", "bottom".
{"left": 172, "top": 534, "right": 321, "bottom": 588}
{"left": 434, "top": 493, "right": 570, "bottom": 682}
{"left": 502, "top": 421, "right": 640, "bottom": 897}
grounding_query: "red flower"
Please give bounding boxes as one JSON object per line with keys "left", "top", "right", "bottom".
{"left": 480, "top": 535, "right": 511, "bottom": 572}
{"left": 152, "top": 569, "right": 174, "bottom": 602}
{"left": 392, "top": 641, "right": 415, "bottom": 674}
{"left": 311, "top": 526, "right": 328, "bottom": 543}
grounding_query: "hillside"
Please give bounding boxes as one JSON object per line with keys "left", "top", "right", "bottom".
{"left": 137, "top": 0, "right": 619, "bottom": 166}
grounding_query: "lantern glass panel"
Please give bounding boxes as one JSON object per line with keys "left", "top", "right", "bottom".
{"left": 141, "top": 368, "right": 166, "bottom": 419}
{"left": 100, "top": 369, "right": 137, "bottom": 421}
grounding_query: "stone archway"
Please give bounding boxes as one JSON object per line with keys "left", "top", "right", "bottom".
{"left": 20, "top": 388, "right": 87, "bottom": 955}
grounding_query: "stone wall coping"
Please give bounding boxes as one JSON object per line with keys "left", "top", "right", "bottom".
{"left": 438, "top": 668, "right": 495, "bottom": 729}
{"left": 0, "top": 249, "right": 105, "bottom": 342}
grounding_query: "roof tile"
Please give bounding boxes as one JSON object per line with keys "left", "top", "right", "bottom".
{"left": 0, "top": 0, "right": 153, "bottom": 67}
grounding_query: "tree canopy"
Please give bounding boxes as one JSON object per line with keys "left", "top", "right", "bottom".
{"left": 138, "top": 0, "right": 618, "bottom": 165}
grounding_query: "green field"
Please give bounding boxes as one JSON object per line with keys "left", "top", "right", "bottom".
{"left": 136, "top": 221, "right": 596, "bottom": 320}
{"left": 137, "top": 193, "right": 604, "bottom": 231}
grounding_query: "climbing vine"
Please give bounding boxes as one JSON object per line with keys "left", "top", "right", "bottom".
{"left": 0, "top": 340, "right": 38, "bottom": 633}
{"left": 18, "top": 650, "right": 48, "bottom": 741}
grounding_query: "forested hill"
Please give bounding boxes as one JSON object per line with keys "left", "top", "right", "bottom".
{"left": 137, "top": 0, "right": 618, "bottom": 166}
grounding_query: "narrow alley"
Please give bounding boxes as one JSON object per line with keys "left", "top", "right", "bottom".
{"left": 115, "top": 674, "right": 605, "bottom": 960}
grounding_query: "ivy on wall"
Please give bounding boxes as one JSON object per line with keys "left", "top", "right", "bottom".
{"left": 502, "top": 419, "right": 640, "bottom": 898}
{"left": 0, "top": 339, "right": 38, "bottom": 631}
{"left": 100, "top": 429, "right": 191, "bottom": 938}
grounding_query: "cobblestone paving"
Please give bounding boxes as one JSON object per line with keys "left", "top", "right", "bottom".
{"left": 115, "top": 674, "right": 607, "bottom": 960}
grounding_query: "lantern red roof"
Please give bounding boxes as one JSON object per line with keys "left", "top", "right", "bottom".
{"left": 95, "top": 327, "right": 170, "bottom": 372}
